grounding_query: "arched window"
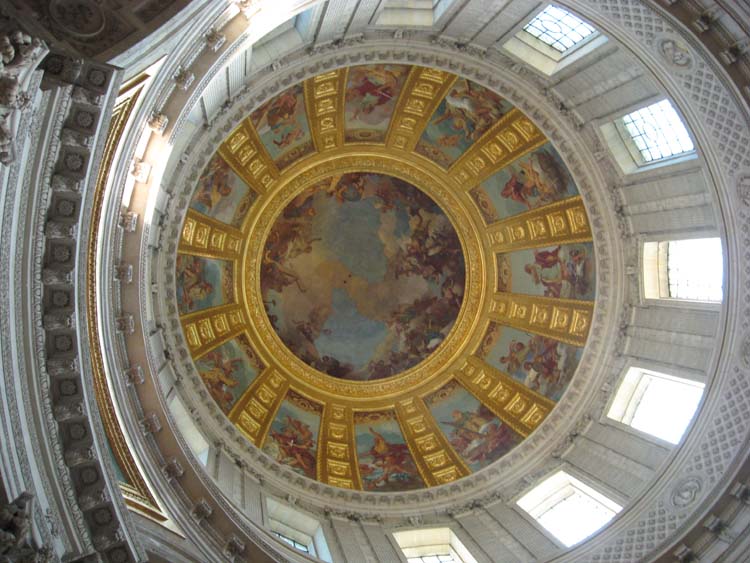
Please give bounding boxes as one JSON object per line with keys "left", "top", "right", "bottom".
{"left": 517, "top": 470, "right": 622, "bottom": 547}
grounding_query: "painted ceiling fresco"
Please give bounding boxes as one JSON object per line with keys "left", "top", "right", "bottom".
{"left": 261, "top": 173, "right": 465, "bottom": 381}
{"left": 175, "top": 64, "right": 596, "bottom": 491}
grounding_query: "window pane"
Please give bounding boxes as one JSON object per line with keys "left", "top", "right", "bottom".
{"left": 517, "top": 471, "right": 622, "bottom": 548}
{"left": 523, "top": 5, "right": 597, "bottom": 53}
{"left": 620, "top": 100, "right": 694, "bottom": 163}
{"left": 536, "top": 487, "right": 617, "bottom": 546}
{"left": 667, "top": 238, "right": 723, "bottom": 301}
{"left": 629, "top": 375, "right": 703, "bottom": 443}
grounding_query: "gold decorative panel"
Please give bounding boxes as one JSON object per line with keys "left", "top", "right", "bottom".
{"left": 486, "top": 196, "right": 592, "bottom": 252}
{"left": 180, "top": 209, "right": 243, "bottom": 259}
{"left": 232, "top": 369, "right": 290, "bottom": 446}
{"left": 305, "top": 69, "right": 347, "bottom": 152}
{"left": 385, "top": 67, "right": 457, "bottom": 152}
{"left": 218, "top": 120, "right": 279, "bottom": 193}
{"left": 456, "top": 357, "right": 554, "bottom": 437}
{"left": 181, "top": 304, "right": 247, "bottom": 358}
{"left": 396, "top": 398, "right": 469, "bottom": 486}
{"left": 489, "top": 293, "right": 593, "bottom": 347}
{"left": 450, "top": 109, "right": 546, "bottom": 187}
{"left": 317, "top": 404, "right": 361, "bottom": 489}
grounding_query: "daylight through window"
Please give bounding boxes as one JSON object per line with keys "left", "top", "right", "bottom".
{"left": 607, "top": 367, "right": 704, "bottom": 444}
{"left": 273, "top": 532, "right": 310, "bottom": 553}
{"left": 517, "top": 471, "right": 622, "bottom": 547}
{"left": 620, "top": 100, "right": 694, "bottom": 163}
{"left": 523, "top": 5, "right": 597, "bottom": 53}
{"left": 667, "top": 238, "right": 723, "bottom": 301}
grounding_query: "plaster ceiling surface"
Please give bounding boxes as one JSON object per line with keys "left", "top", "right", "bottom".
{"left": 172, "top": 63, "right": 596, "bottom": 492}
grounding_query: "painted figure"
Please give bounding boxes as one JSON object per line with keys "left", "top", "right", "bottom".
{"left": 197, "top": 350, "right": 242, "bottom": 412}
{"left": 194, "top": 156, "right": 232, "bottom": 212}
{"left": 347, "top": 66, "right": 400, "bottom": 120}
{"left": 523, "top": 245, "right": 592, "bottom": 299}
{"left": 500, "top": 150, "right": 569, "bottom": 209}
{"left": 443, "top": 405, "right": 517, "bottom": 466}
{"left": 359, "top": 427, "right": 418, "bottom": 490}
{"left": 268, "top": 415, "right": 317, "bottom": 479}
{"left": 261, "top": 173, "right": 466, "bottom": 381}
{"left": 176, "top": 255, "right": 212, "bottom": 311}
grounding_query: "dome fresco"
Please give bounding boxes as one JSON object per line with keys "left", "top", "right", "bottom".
{"left": 261, "top": 173, "right": 465, "bottom": 381}
{"left": 176, "top": 64, "right": 595, "bottom": 491}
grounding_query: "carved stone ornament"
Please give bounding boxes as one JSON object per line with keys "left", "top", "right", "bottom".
{"left": 123, "top": 365, "right": 144, "bottom": 385}
{"left": 115, "top": 314, "right": 134, "bottom": 335}
{"left": 49, "top": 0, "right": 106, "bottom": 38}
{"left": 0, "top": 30, "right": 47, "bottom": 164}
{"left": 161, "top": 458, "right": 184, "bottom": 482}
{"left": 223, "top": 536, "right": 246, "bottom": 559}
{"left": 0, "top": 493, "right": 53, "bottom": 562}
{"left": 118, "top": 211, "right": 138, "bottom": 233}
{"left": 191, "top": 499, "right": 213, "bottom": 523}
{"left": 130, "top": 158, "right": 151, "bottom": 184}
{"left": 139, "top": 413, "right": 162, "bottom": 435}
{"left": 671, "top": 476, "right": 703, "bottom": 508}
{"left": 205, "top": 28, "right": 226, "bottom": 53}
{"left": 114, "top": 263, "right": 133, "bottom": 284}
{"left": 740, "top": 334, "right": 750, "bottom": 369}
{"left": 656, "top": 36, "right": 694, "bottom": 70}
{"left": 173, "top": 67, "right": 195, "bottom": 91}
{"left": 147, "top": 111, "right": 168, "bottom": 135}
{"left": 737, "top": 174, "right": 750, "bottom": 207}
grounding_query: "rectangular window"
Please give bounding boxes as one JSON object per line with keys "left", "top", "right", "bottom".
{"left": 522, "top": 5, "right": 597, "bottom": 54}
{"left": 642, "top": 238, "right": 723, "bottom": 303}
{"left": 393, "top": 528, "right": 477, "bottom": 563}
{"left": 618, "top": 100, "right": 695, "bottom": 164}
{"left": 517, "top": 470, "right": 621, "bottom": 547}
{"left": 607, "top": 367, "right": 704, "bottom": 444}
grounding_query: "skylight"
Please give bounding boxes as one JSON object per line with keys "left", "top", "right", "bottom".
{"left": 620, "top": 100, "right": 694, "bottom": 163}
{"left": 607, "top": 367, "right": 704, "bottom": 444}
{"left": 667, "top": 238, "right": 723, "bottom": 301}
{"left": 517, "top": 471, "right": 621, "bottom": 547}
{"left": 523, "top": 5, "right": 597, "bottom": 54}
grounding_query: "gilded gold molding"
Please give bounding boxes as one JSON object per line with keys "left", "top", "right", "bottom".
{"left": 385, "top": 66, "right": 457, "bottom": 152}
{"left": 456, "top": 357, "right": 555, "bottom": 438}
{"left": 179, "top": 209, "right": 244, "bottom": 259}
{"left": 232, "top": 368, "right": 289, "bottom": 447}
{"left": 240, "top": 147, "right": 485, "bottom": 400}
{"left": 181, "top": 304, "right": 247, "bottom": 358}
{"left": 305, "top": 68, "right": 347, "bottom": 152}
{"left": 88, "top": 83, "right": 164, "bottom": 516}
{"left": 173, "top": 66, "right": 603, "bottom": 491}
{"left": 487, "top": 196, "right": 592, "bottom": 252}
{"left": 449, "top": 109, "right": 546, "bottom": 187}
{"left": 396, "top": 398, "right": 470, "bottom": 487}
{"left": 317, "top": 404, "right": 362, "bottom": 490}
{"left": 218, "top": 119, "right": 279, "bottom": 193}
{"left": 489, "top": 293, "right": 593, "bottom": 347}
